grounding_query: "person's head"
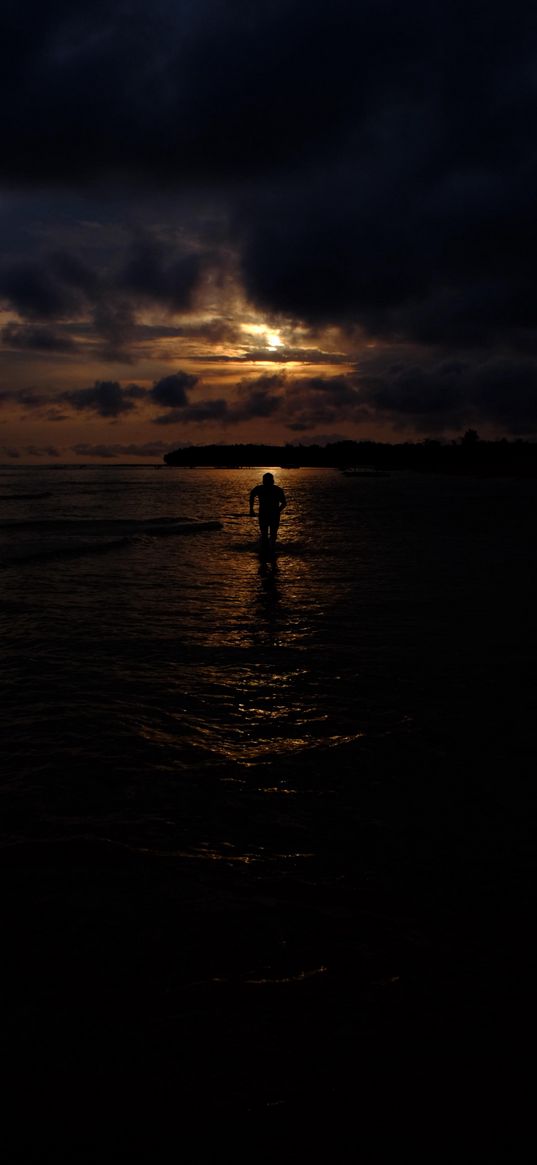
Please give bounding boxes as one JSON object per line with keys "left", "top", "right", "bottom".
{"left": 262, "top": 472, "right": 274, "bottom": 485}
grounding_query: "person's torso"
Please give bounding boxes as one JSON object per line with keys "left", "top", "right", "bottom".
{"left": 257, "top": 485, "right": 282, "bottom": 516}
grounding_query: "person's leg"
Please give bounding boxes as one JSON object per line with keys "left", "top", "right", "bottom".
{"left": 268, "top": 516, "right": 280, "bottom": 549}
{"left": 259, "top": 519, "right": 270, "bottom": 552}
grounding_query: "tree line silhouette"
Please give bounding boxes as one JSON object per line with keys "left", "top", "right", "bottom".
{"left": 163, "top": 433, "right": 537, "bottom": 475}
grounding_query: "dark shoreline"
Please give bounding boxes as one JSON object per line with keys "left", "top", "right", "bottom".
{"left": 163, "top": 437, "right": 537, "bottom": 478}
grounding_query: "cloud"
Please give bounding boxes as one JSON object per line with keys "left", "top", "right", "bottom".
{"left": 231, "top": 373, "right": 285, "bottom": 421}
{"left": 0, "top": 368, "right": 229, "bottom": 427}
{"left": 3, "top": 3, "right": 537, "bottom": 433}
{"left": 0, "top": 388, "right": 49, "bottom": 410}
{"left": 2, "top": 2, "right": 536, "bottom": 337}
{"left": 152, "top": 372, "right": 285, "bottom": 426}
{"left": 288, "top": 432, "right": 352, "bottom": 446}
{"left": 150, "top": 370, "right": 362, "bottom": 430}
{"left": 0, "top": 232, "right": 208, "bottom": 365}
{"left": 0, "top": 371, "right": 201, "bottom": 421}
{"left": 149, "top": 371, "right": 198, "bottom": 409}
{"left": 181, "top": 399, "right": 230, "bottom": 423}
{"left": 197, "top": 347, "right": 349, "bottom": 365}
{"left": 0, "top": 251, "right": 98, "bottom": 320}
{"left": 59, "top": 380, "right": 145, "bottom": 417}
{"left": 473, "top": 361, "right": 537, "bottom": 433}
{"left": 230, "top": 1, "right": 537, "bottom": 357}
{"left": 43, "top": 409, "right": 70, "bottom": 422}
{"left": 273, "top": 374, "right": 364, "bottom": 430}
{"left": 184, "top": 319, "right": 239, "bottom": 344}
{"left": 153, "top": 399, "right": 229, "bottom": 425}
{"left": 0, "top": 1, "right": 367, "bottom": 185}
{"left": 25, "top": 444, "right": 61, "bottom": 457}
{"left": 91, "top": 301, "right": 138, "bottom": 362}
{"left": 71, "top": 441, "right": 174, "bottom": 458}
{"left": 356, "top": 351, "right": 537, "bottom": 434}
{"left": 3, "top": 353, "right": 537, "bottom": 438}
{"left": 2, "top": 323, "right": 78, "bottom": 353}
{"left": 120, "top": 236, "right": 205, "bottom": 313}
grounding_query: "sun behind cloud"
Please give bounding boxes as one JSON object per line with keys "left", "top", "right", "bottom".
{"left": 265, "top": 332, "right": 284, "bottom": 349}
{"left": 241, "top": 322, "right": 284, "bottom": 350}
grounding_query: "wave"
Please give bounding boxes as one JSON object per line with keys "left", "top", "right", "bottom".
{"left": 1, "top": 535, "right": 134, "bottom": 567}
{"left": 0, "top": 516, "right": 222, "bottom": 534}
{"left": 0, "top": 518, "right": 223, "bottom": 568}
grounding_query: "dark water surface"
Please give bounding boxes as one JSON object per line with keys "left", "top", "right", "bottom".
{"left": 1, "top": 465, "right": 536, "bottom": 1156}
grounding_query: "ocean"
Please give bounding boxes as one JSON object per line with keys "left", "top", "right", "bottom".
{"left": 1, "top": 464, "right": 536, "bottom": 1156}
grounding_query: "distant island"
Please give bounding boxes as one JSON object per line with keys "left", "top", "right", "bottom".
{"left": 163, "top": 433, "right": 537, "bottom": 475}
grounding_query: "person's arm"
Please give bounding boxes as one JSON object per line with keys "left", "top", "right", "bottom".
{"left": 249, "top": 486, "right": 258, "bottom": 515}
{"left": 279, "top": 489, "right": 287, "bottom": 513}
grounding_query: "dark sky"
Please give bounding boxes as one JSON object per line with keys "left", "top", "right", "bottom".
{"left": 1, "top": 0, "right": 537, "bottom": 459}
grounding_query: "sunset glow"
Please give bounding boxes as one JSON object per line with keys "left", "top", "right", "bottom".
{"left": 1, "top": 0, "right": 535, "bottom": 464}
{"left": 3, "top": 5, "right": 534, "bottom": 1152}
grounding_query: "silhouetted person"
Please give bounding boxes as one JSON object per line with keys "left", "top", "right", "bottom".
{"left": 249, "top": 472, "right": 286, "bottom": 553}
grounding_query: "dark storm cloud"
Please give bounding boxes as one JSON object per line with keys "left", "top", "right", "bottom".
{"left": 152, "top": 371, "right": 362, "bottom": 429}
{"left": 357, "top": 359, "right": 467, "bottom": 432}
{"left": 0, "top": 371, "right": 201, "bottom": 421}
{"left": 3, "top": 357, "right": 537, "bottom": 436}
{"left": 0, "top": 225, "right": 209, "bottom": 371}
{"left": 182, "top": 399, "right": 229, "bottom": 423}
{"left": 0, "top": 389, "right": 71, "bottom": 420}
{"left": 0, "top": 234, "right": 207, "bottom": 360}
{"left": 233, "top": 2, "right": 537, "bottom": 352}
{"left": 266, "top": 374, "right": 365, "bottom": 431}
{"left": 232, "top": 374, "right": 285, "bottom": 422}
{"left": 2, "top": 323, "right": 78, "bottom": 353}
{"left": 3, "top": 0, "right": 537, "bottom": 434}
{"left": 120, "top": 237, "right": 205, "bottom": 313}
{"left": 149, "top": 371, "right": 199, "bottom": 409}
{"left": 0, "top": 251, "right": 97, "bottom": 320}
{"left": 3, "top": 1, "right": 537, "bottom": 428}
{"left": 151, "top": 373, "right": 285, "bottom": 427}
{"left": 153, "top": 399, "right": 230, "bottom": 426}
{"left": 0, "top": 0, "right": 368, "bottom": 186}
{"left": 2, "top": 2, "right": 536, "bottom": 331}
{"left": 472, "top": 362, "right": 537, "bottom": 432}
{"left": 59, "top": 380, "right": 145, "bottom": 417}
{"left": 91, "top": 301, "right": 138, "bottom": 362}
{"left": 2, "top": 1, "right": 530, "bottom": 200}
{"left": 356, "top": 352, "right": 537, "bottom": 434}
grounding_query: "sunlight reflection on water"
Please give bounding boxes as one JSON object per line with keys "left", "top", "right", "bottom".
{"left": 1, "top": 467, "right": 374, "bottom": 771}
{"left": 5, "top": 463, "right": 534, "bottom": 786}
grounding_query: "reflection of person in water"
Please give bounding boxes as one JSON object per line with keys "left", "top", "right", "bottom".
{"left": 249, "top": 472, "right": 287, "bottom": 552}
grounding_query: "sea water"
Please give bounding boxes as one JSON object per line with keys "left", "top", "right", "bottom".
{"left": 1, "top": 463, "right": 536, "bottom": 1142}
{"left": 2, "top": 464, "right": 536, "bottom": 794}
